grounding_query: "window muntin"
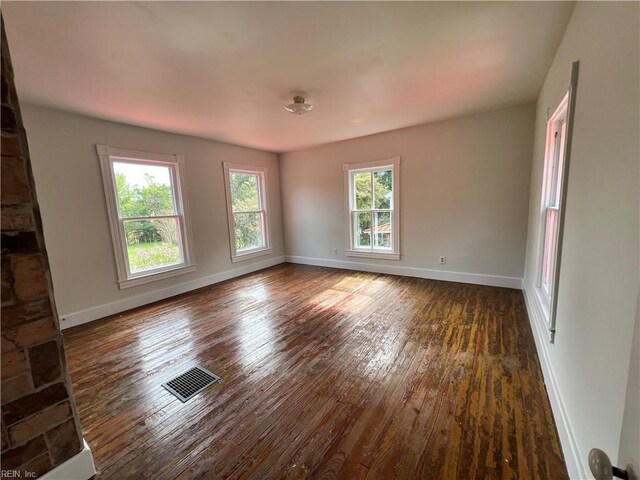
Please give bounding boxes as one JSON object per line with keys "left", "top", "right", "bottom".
{"left": 97, "top": 146, "right": 195, "bottom": 288}
{"left": 223, "top": 164, "right": 271, "bottom": 261}
{"left": 345, "top": 158, "right": 400, "bottom": 259}
{"left": 539, "top": 95, "right": 569, "bottom": 299}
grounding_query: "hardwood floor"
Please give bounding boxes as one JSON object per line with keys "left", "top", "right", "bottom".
{"left": 63, "top": 264, "right": 567, "bottom": 480}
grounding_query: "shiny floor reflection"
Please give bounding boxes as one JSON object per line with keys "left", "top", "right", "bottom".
{"left": 64, "top": 263, "right": 567, "bottom": 480}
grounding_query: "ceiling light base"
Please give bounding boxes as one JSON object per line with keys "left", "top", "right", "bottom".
{"left": 285, "top": 96, "right": 314, "bottom": 115}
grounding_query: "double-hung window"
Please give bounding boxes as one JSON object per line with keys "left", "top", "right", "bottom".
{"left": 223, "top": 163, "right": 271, "bottom": 262}
{"left": 97, "top": 145, "right": 195, "bottom": 288}
{"left": 538, "top": 94, "right": 569, "bottom": 307}
{"left": 344, "top": 157, "right": 400, "bottom": 260}
{"left": 535, "top": 62, "right": 578, "bottom": 344}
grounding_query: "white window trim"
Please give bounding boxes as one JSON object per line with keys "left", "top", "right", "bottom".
{"left": 533, "top": 58, "right": 579, "bottom": 346}
{"left": 535, "top": 93, "right": 569, "bottom": 328}
{"left": 343, "top": 157, "right": 401, "bottom": 260}
{"left": 223, "top": 162, "right": 272, "bottom": 263}
{"left": 97, "top": 145, "right": 196, "bottom": 289}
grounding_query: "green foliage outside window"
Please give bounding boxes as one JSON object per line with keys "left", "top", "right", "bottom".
{"left": 230, "top": 173, "right": 265, "bottom": 251}
{"left": 115, "top": 172, "right": 177, "bottom": 245}
{"left": 114, "top": 170, "right": 181, "bottom": 272}
{"left": 354, "top": 169, "right": 392, "bottom": 248}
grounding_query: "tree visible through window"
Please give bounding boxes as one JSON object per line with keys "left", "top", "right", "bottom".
{"left": 97, "top": 145, "right": 195, "bottom": 288}
{"left": 230, "top": 172, "right": 266, "bottom": 251}
{"left": 353, "top": 169, "right": 393, "bottom": 249}
{"left": 345, "top": 157, "right": 400, "bottom": 259}
{"left": 113, "top": 162, "right": 182, "bottom": 273}
{"left": 223, "top": 164, "right": 270, "bottom": 261}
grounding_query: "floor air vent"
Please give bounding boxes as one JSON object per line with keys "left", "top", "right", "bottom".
{"left": 162, "top": 366, "right": 221, "bottom": 402}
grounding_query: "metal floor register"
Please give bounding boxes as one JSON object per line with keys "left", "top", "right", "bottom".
{"left": 162, "top": 366, "right": 221, "bottom": 402}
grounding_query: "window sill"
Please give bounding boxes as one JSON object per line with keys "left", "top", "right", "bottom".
{"left": 231, "top": 247, "right": 272, "bottom": 263}
{"left": 118, "top": 264, "right": 197, "bottom": 289}
{"left": 345, "top": 250, "right": 400, "bottom": 261}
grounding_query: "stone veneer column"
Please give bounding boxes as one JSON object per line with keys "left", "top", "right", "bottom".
{"left": 1, "top": 16, "right": 86, "bottom": 477}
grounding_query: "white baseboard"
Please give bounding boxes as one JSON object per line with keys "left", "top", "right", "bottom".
{"left": 521, "top": 279, "right": 586, "bottom": 479}
{"left": 284, "top": 255, "right": 522, "bottom": 289}
{"left": 60, "top": 256, "right": 285, "bottom": 329}
{"left": 40, "top": 439, "right": 96, "bottom": 480}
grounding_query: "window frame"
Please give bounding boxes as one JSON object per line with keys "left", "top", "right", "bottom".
{"left": 344, "top": 157, "right": 401, "bottom": 260}
{"left": 535, "top": 89, "right": 573, "bottom": 338}
{"left": 223, "top": 162, "right": 272, "bottom": 263}
{"left": 97, "top": 145, "right": 196, "bottom": 289}
{"left": 539, "top": 95, "right": 568, "bottom": 299}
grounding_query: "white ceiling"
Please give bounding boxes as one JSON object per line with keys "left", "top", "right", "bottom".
{"left": 3, "top": 2, "right": 574, "bottom": 153}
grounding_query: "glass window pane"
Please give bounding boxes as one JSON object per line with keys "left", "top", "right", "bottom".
{"left": 234, "top": 212, "right": 265, "bottom": 251}
{"left": 230, "top": 173, "right": 260, "bottom": 212}
{"left": 123, "top": 218, "right": 182, "bottom": 273}
{"left": 353, "top": 172, "right": 372, "bottom": 210}
{"left": 374, "top": 211, "right": 392, "bottom": 249}
{"left": 113, "top": 162, "right": 176, "bottom": 217}
{"left": 373, "top": 170, "right": 393, "bottom": 209}
{"left": 354, "top": 212, "right": 372, "bottom": 248}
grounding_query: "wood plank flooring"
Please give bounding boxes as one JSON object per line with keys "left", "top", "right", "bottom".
{"left": 63, "top": 264, "right": 567, "bottom": 480}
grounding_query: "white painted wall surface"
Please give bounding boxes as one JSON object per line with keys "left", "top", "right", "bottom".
{"left": 280, "top": 103, "right": 535, "bottom": 287}
{"left": 522, "top": 2, "right": 639, "bottom": 477}
{"left": 21, "top": 105, "right": 285, "bottom": 327}
{"left": 618, "top": 297, "right": 639, "bottom": 477}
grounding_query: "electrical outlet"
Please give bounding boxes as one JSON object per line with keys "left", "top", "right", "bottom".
{"left": 333, "top": 248, "right": 338, "bottom": 255}
{"left": 439, "top": 256, "right": 446, "bottom": 265}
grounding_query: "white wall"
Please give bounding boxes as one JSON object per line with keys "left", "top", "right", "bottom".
{"left": 21, "top": 105, "right": 285, "bottom": 328}
{"left": 280, "top": 103, "right": 535, "bottom": 287}
{"left": 619, "top": 296, "right": 639, "bottom": 475}
{"left": 522, "top": 2, "right": 639, "bottom": 478}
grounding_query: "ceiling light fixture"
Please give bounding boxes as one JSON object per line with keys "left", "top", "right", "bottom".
{"left": 285, "top": 96, "right": 313, "bottom": 115}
